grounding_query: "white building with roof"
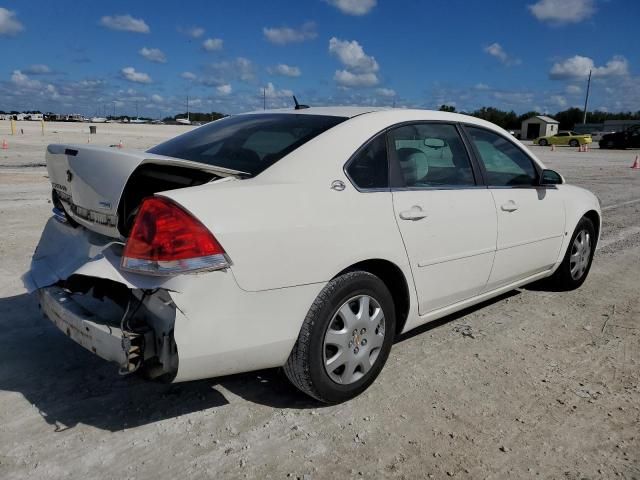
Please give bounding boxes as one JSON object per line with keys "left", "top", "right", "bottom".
{"left": 521, "top": 115, "right": 559, "bottom": 139}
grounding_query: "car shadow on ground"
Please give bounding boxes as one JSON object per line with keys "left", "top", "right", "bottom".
{"left": 1, "top": 289, "right": 521, "bottom": 432}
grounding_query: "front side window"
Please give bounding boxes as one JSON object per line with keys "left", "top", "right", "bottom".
{"left": 346, "top": 135, "right": 388, "bottom": 189}
{"left": 148, "top": 114, "right": 346, "bottom": 177}
{"left": 388, "top": 123, "right": 475, "bottom": 187}
{"left": 466, "top": 126, "right": 538, "bottom": 186}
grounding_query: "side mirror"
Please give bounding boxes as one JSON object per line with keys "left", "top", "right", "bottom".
{"left": 539, "top": 169, "right": 563, "bottom": 186}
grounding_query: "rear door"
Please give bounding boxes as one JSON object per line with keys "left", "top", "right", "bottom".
{"left": 463, "top": 126, "right": 565, "bottom": 290}
{"left": 389, "top": 123, "right": 497, "bottom": 314}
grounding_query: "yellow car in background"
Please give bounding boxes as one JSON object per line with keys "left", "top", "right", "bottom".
{"left": 535, "top": 131, "right": 592, "bottom": 147}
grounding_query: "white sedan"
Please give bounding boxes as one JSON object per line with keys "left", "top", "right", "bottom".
{"left": 25, "top": 107, "right": 600, "bottom": 403}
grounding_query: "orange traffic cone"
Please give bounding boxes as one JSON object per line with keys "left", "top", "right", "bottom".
{"left": 631, "top": 155, "right": 640, "bottom": 169}
{"left": 1, "top": 139, "right": 7, "bottom": 150}
{"left": 117, "top": 140, "right": 123, "bottom": 149}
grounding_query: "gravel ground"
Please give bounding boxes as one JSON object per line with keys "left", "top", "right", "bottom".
{"left": 0, "top": 122, "right": 638, "bottom": 479}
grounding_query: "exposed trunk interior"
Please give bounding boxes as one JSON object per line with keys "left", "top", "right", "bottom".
{"left": 117, "top": 164, "right": 217, "bottom": 237}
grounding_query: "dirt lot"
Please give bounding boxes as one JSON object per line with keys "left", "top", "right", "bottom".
{"left": 1, "top": 121, "right": 638, "bottom": 479}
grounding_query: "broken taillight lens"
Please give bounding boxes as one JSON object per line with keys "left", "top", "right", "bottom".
{"left": 121, "top": 196, "right": 230, "bottom": 275}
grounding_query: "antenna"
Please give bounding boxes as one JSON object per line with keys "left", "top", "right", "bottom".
{"left": 293, "top": 95, "right": 309, "bottom": 110}
{"left": 263, "top": 88, "right": 266, "bottom": 110}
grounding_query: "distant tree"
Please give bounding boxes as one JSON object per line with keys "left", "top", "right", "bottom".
{"left": 517, "top": 111, "right": 541, "bottom": 126}
{"left": 469, "top": 107, "right": 519, "bottom": 130}
{"left": 438, "top": 104, "right": 456, "bottom": 113}
{"left": 173, "top": 111, "right": 227, "bottom": 123}
{"left": 553, "top": 107, "right": 584, "bottom": 130}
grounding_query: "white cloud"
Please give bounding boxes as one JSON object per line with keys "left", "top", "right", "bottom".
{"left": 528, "top": 0, "right": 595, "bottom": 24}
{"left": 202, "top": 38, "right": 223, "bottom": 51}
{"left": 11, "top": 70, "right": 41, "bottom": 89}
{"left": 566, "top": 84, "right": 582, "bottom": 94}
{"left": 139, "top": 47, "right": 166, "bottom": 63}
{"left": 334, "top": 70, "right": 379, "bottom": 87}
{"left": 181, "top": 71, "right": 197, "bottom": 80}
{"left": 210, "top": 57, "right": 255, "bottom": 82}
{"left": 261, "top": 82, "right": 294, "bottom": 99}
{"left": 474, "top": 83, "right": 490, "bottom": 90}
{"left": 263, "top": 22, "right": 317, "bottom": 45}
{"left": 329, "top": 37, "right": 379, "bottom": 73}
{"left": 550, "top": 55, "right": 629, "bottom": 79}
{"left": 550, "top": 95, "right": 567, "bottom": 107}
{"left": 100, "top": 14, "right": 150, "bottom": 33}
{"left": 120, "top": 67, "right": 152, "bottom": 84}
{"left": 216, "top": 84, "right": 232, "bottom": 95}
{"left": 25, "top": 64, "right": 51, "bottom": 74}
{"left": 0, "top": 8, "right": 24, "bottom": 36}
{"left": 376, "top": 87, "right": 396, "bottom": 97}
{"left": 151, "top": 94, "right": 163, "bottom": 102}
{"left": 269, "top": 64, "right": 301, "bottom": 77}
{"left": 324, "top": 0, "right": 376, "bottom": 15}
{"left": 483, "top": 43, "right": 520, "bottom": 66}
{"left": 179, "top": 26, "right": 205, "bottom": 38}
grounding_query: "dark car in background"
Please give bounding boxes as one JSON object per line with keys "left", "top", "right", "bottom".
{"left": 599, "top": 125, "right": 640, "bottom": 149}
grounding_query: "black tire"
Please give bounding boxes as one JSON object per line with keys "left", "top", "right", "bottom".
{"left": 538, "top": 139, "right": 548, "bottom": 146}
{"left": 284, "top": 271, "right": 396, "bottom": 403}
{"left": 569, "top": 139, "right": 579, "bottom": 148}
{"left": 547, "top": 216, "right": 596, "bottom": 290}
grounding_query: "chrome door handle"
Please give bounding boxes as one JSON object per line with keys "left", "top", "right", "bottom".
{"left": 399, "top": 206, "right": 427, "bottom": 221}
{"left": 501, "top": 200, "right": 519, "bottom": 212}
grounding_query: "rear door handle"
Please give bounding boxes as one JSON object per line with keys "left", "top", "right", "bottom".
{"left": 399, "top": 206, "right": 427, "bottom": 221}
{"left": 501, "top": 200, "right": 519, "bottom": 212}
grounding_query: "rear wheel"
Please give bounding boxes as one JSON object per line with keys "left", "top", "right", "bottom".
{"left": 538, "top": 139, "right": 548, "bottom": 146}
{"left": 284, "top": 271, "right": 395, "bottom": 403}
{"left": 569, "top": 139, "right": 579, "bottom": 147}
{"left": 547, "top": 217, "right": 596, "bottom": 290}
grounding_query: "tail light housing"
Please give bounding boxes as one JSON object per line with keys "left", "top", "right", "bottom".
{"left": 121, "top": 196, "right": 230, "bottom": 275}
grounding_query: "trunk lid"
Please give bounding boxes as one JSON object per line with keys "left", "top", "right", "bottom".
{"left": 46, "top": 144, "right": 236, "bottom": 238}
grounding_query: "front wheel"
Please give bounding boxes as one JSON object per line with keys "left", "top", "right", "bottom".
{"left": 538, "top": 139, "right": 548, "bottom": 146}
{"left": 569, "top": 139, "right": 579, "bottom": 147}
{"left": 284, "top": 271, "right": 396, "bottom": 403}
{"left": 547, "top": 217, "right": 596, "bottom": 290}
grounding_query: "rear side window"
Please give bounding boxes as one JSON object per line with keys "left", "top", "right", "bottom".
{"left": 346, "top": 135, "right": 389, "bottom": 189}
{"left": 466, "top": 126, "right": 538, "bottom": 186}
{"left": 148, "top": 114, "right": 346, "bottom": 177}
{"left": 388, "top": 123, "right": 475, "bottom": 187}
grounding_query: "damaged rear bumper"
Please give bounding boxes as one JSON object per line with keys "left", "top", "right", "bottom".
{"left": 26, "top": 217, "right": 326, "bottom": 383}
{"left": 39, "top": 286, "right": 148, "bottom": 373}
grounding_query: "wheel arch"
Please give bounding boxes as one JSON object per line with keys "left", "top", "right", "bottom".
{"left": 335, "top": 258, "right": 411, "bottom": 337}
{"left": 583, "top": 209, "right": 601, "bottom": 246}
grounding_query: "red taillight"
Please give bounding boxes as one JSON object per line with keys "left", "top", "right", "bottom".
{"left": 121, "top": 196, "right": 230, "bottom": 275}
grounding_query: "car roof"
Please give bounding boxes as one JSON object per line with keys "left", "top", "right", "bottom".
{"left": 243, "top": 106, "right": 390, "bottom": 118}
{"left": 240, "top": 106, "right": 505, "bottom": 129}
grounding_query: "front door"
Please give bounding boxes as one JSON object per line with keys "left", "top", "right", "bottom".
{"left": 464, "top": 126, "right": 565, "bottom": 290}
{"left": 389, "top": 123, "right": 497, "bottom": 314}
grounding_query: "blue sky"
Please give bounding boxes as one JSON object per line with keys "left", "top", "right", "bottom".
{"left": 0, "top": 0, "right": 638, "bottom": 117}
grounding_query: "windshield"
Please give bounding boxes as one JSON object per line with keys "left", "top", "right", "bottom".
{"left": 148, "top": 113, "right": 347, "bottom": 177}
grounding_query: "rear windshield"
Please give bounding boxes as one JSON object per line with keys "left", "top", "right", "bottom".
{"left": 148, "top": 113, "right": 347, "bottom": 177}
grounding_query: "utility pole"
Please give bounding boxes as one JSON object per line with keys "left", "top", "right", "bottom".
{"left": 582, "top": 69, "right": 592, "bottom": 124}
{"left": 263, "top": 88, "right": 266, "bottom": 110}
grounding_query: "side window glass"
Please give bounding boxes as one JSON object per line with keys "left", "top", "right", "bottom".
{"left": 346, "top": 135, "right": 388, "bottom": 189}
{"left": 388, "top": 123, "right": 475, "bottom": 187}
{"left": 466, "top": 126, "right": 538, "bottom": 186}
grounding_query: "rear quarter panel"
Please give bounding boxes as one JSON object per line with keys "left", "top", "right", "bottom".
{"left": 163, "top": 180, "right": 412, "bottom": 293}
